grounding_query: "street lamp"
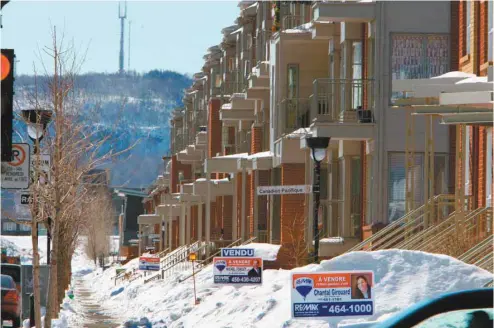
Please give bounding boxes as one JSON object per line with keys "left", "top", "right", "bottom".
{"left": 21, "top": 109, "right": 53, "bottom": 266}
{"left": 21, "top": 109, "right": 52, "bottom": 154}
{"left": 306, "top": 136, "right": 330, "bottom": 264}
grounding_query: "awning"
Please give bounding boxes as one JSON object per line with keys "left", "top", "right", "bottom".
{"left": 440, "top": 112, "right": 493, "bottom": 125}
{"left": 237, "top": 151, "right": 273, "bottom": 171}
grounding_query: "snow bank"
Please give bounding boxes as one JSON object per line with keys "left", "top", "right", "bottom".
{"left": 0, "top": 235, "right": 47, "bottom": 264}
{"left": 230, "top": 243, "right": 281, "bottom": 261}
{"left": 81, "top": 249, "right": 492, "bottom": 328}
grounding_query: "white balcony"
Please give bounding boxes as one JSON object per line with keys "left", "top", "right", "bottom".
{"left": 312, "top": 1, "right": 375, "bottom": 23}
{"left": 311, "top": 22, "right": 340, "bottom": 40}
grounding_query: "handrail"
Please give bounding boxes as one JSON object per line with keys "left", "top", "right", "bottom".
{"left": 458, "top": 234, "right": 493, "bottom": 263}
{"left": 178, "top": 238, "right": 243, "bottom": 283}
{"left": 413, "top": 207, "right": 491, "bottom": 253}
{"left": 347, "top": 194, "right": 454, "bottom": 252}
{"left": 156, "top": 248, "right": 171, "bottom": 258}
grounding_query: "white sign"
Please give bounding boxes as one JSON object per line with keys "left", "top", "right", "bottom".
{"left": 291, "top": 271, "right": 374, "bottom": 319}
{"left": 257, "top": 185, "right": 312, "bottom": 196}
{"left": 30, "top": 153, "right": 51, "bottom": 185}
{"left": 1, "top": 143, "right": 31, "bottom": 189}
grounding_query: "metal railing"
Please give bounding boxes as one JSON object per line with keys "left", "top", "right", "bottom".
{"left": 311, "top": 78, "right": 375, "bottom": 123}
{"left": 281, "top": 15, "right": 305, "bottom": 31}
{"left": 347, "top": 194, "right": 456, "bottom": 252}
{"left": 408, "top": 207, "right": 492, "bottom": 254}
{"left": 222, "top": 81, "right": 245, "bottom": 96}
{"left": 277, "top": 98, "right": 311, "bottom": 138}
{"left": 459, "top": 234, "right": 494, "bottom": 273}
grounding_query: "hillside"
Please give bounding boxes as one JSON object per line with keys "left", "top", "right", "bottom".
{"left": 13, "top": 70, "right": 191, "bottom": 187}
{"left": 2, "top": 70, "right": 191, "bottom": 217}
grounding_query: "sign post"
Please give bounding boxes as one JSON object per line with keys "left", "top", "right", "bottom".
{"left": 290, "top": 271, "right": 374, "bottom": 321}
{"left": 189, "top": 252, "right": 199, "bottom": 305}
{"left": 1, "top": 143, "right": 30, "bottom": 189}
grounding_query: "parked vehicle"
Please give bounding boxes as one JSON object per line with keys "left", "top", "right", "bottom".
{"left": 0, "top": 264, "right": 21, "bottom": 295}
{"left": 374, "top": 288, "right": 493, "bottom": 328}
{"left": 1, "top": 274, "right": 21, "bottom": 327}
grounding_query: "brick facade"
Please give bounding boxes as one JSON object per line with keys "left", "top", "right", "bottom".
{"left": 222, "top": 195, "right": 233, "bottom": 240}
{"left": 208, "top": 98, "right": 222, "bottom": 159}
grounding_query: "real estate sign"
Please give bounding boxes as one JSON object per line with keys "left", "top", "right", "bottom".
{"left": 291, "top": 271, "right": 374, "bottom": 319}
{"left": 213, "top": 257, "right": 263, "bottom": 285}
{"left": 138, "top": 256, "right": 160, "bottom": 271}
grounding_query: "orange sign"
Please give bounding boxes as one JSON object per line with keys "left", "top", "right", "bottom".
{"left": 1, "top": 53, "right": 11, "bottom": 80}
{"left": 9, "top": 144, "right": 27, "bottom": 167}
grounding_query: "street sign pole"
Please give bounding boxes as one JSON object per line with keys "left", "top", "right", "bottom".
{"left": 189, "top": 252, "right": 199, "bottom": 305}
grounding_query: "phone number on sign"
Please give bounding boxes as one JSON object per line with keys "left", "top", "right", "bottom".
{"left": 214, "top": 276, "right": 261, "bottom": 284}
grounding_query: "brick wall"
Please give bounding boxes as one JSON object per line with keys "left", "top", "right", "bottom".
{"left": 479, "top": 1, "right": 488, "bottom": 68}
{"left": 450, "top": 1, "right": 460, "bottom": 71}
{"left": 236, "top": 172, "right": 252, "bottom": 239}
{"left": 249, "top": 125, "right": 263, "bottom": 237}
{"left": 258, "top": 170, "right": 270, "bottom": 231}
{"left": 278, "top": 164, "right": 307, "bottom": 268}
{"left": 222, "top": 195, "right": 233, "bottom": 240}
{"left": 208, "top": 98, "right": 222, "bottom": 159}
{"left": 215, "top": 196, "right": 223, "bottom": 238}
{"left": 170, "top": 155, "right": 192, "bottom": 193}
{"left": 360, "top": 142, "right": 366, "bottom": 233}
{"left": 191, "top": 205, "right": 197, "bottom": 241}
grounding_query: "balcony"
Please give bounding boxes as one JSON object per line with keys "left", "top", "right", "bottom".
{"left": 282, "top": 15, "right": 305, "bottom": 31}
{"left": 309, "top": 79, "right": 376, "bottom": 140}
{"left": 276, "top": 98, "right": 311, "bottom": 138}
{"left": 312, "top": 1, "right": 375, "bottom": 23}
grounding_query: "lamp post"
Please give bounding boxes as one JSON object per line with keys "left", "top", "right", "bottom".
{"left": 21, "top": 108, "right": 53, "bottom": 265}
{"left": 306, "top": 136, "right": 330, "bottom": 264}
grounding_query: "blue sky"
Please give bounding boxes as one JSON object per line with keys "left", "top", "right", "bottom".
{"left": 1, "top": 1, "right": 240, "bottom": 76}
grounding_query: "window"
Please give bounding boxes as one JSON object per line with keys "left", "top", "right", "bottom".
{"left": 489, "top": 0, "right": 493, "bottom": 61}
{"left": 287, "top": 64, "right": 299, "bottom": 99}
{"left": 19, "top": 224, "right": 31, "bottom": 232}
{"left": 466, "top": 0, "right": 472, "bottom": 55}
{"left": 3, "top": 221, "right": 16, "bottom": 231}
{"left": 486, "top": 128, "right": 493, "bottom": 206}
{"left": 352, "top": 41, "right": 363, "bottom": 110}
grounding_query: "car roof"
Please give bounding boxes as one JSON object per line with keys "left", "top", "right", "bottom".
{"left": 0, "top": 274, "right": 15, "bottom": 281}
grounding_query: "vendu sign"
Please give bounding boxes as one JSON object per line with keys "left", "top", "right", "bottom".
{"left": 221, "top": 248, "right": 255, "bottom": 257}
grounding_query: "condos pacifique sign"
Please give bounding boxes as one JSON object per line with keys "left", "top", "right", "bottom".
{"left": 257, "top": 185, "right": 312, "bottom": 196}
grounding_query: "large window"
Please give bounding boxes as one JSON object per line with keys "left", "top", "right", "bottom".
{"left": 387, "top": 152, "right": 449, "bottom": 222}
{"left": 391, "top": 34, "right": 449, "bottom": 80}
{"left": 465, "top": 0, "right": 472, "bottom": 55}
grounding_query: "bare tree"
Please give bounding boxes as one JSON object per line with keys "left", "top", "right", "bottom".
{"left": 282, "top": 211, "right": 310, "bottom": 268}
{"left": 84, "top": 187, "right": 114, "bottom": 266}
{"left": 21, "top": 27, "right": 136, "bottom": 327}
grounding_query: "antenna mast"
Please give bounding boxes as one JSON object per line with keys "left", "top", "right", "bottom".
{"left": 118, "top": 1, "right": 127, "bottom": 75}
{"left": 128, "top": 20, "right": 131, "bottom": 72}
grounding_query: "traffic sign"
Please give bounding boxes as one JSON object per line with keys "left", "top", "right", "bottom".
{"left": 1, "top": 143, "right": 30, "bottom": 189}
{"left": 30, "top": 153, "right": 51, "bottom": 185}
{"left": 20, "top": 193, "right": 33, "bottom": 205}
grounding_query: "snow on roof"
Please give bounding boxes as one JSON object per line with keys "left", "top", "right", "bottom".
{"left": 65, "top": 247, "right": 493, "bottom": 328}
{"left": 285, "top": 127, "right": 310, "bottom": 139}
{"left": 320, "top": 237, "right": 344, "bottom": 244}
{"left": 456, "top": 75, "right": 490, "bottom": 84}
{"left": 212, "top": 152, "right": 249, "bottom": 159}
{"left": 284, "top": 22, "right": 313, "bottom": 34}
{"left": 221, "top": 103, "right": 232, "bottom": 110}
{"left": 247, "top": 151, "right": 272, "bottom": 160}
{"left": 431, "top": 71, "right": 476, "bottom": 79}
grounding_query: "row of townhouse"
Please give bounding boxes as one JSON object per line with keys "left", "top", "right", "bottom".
{"left": 136, "top": 0, "right": 493, "bottom": 269}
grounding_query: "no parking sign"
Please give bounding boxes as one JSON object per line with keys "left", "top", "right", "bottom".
{"left": 1, "top": 143, "right": 30, "bottom": 189}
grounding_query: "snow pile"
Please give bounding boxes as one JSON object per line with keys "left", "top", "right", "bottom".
{"left": 79, "top": 249, "right": 492, "bottom": 328}
{"left": 285, "top": 22, "right": 313, "bottom": 34}
{"left": 0, "top": 235, "right": 47, "bottom": 264}
{"left": 230, "top": 243, "right": 281, "bottom": 261}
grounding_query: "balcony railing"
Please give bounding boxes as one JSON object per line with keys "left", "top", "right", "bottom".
{"left": 311, "top": 78, "right": 375, "bottom": 123}
{"left": 282, "top": 15, "right": 305, "bottom": 31}
{"left": 276, "top": 98, "right": 311, "bottom": 138}
{"left": 222, "top": 81, "right": 245, "bottom": 95}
